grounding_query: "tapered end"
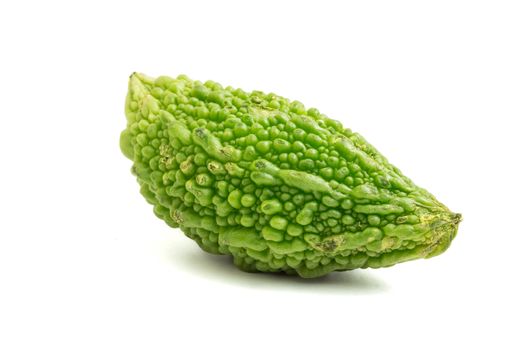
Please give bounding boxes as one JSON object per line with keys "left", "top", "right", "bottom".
{"left": 425, "top": 212, "right": 462, "bottom": 258}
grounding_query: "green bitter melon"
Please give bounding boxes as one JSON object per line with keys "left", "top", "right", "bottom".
{"left": 120, "top": 73, "right": 461, "bottom": 278}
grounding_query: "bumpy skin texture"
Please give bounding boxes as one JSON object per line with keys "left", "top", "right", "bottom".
{"left": 120, "top": 72, "right": 461, "bottom": 278}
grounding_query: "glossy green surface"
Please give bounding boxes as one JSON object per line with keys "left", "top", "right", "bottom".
{"left": 120, "top": 73, "right": 461, "bottom": 278}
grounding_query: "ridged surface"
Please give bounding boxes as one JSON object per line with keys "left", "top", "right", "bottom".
{"left": 120, "top": 73, "right": 461, "bottom": 278}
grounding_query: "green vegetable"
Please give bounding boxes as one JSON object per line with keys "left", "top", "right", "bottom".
{"left": 120, "top": 72, "right": 461, "bottom": 278}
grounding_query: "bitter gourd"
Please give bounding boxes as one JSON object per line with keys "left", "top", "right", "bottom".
{"left": 120, "top": 72, "right": 461, "bottom": 278}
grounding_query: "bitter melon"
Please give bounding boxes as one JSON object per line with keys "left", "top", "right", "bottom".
{"left": 120, "top": 72, "right": 461, "bottom": 278}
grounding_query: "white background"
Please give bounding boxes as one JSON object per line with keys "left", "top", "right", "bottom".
{"left": 1, "top": 1, "right": 524, "bottom": 349}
